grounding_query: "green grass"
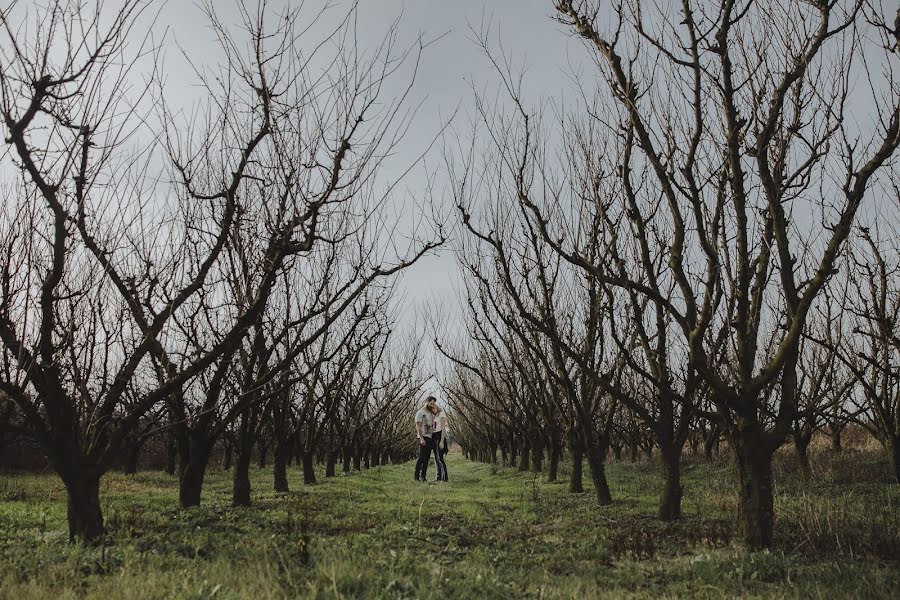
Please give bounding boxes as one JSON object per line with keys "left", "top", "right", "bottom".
{"left": 1, "top": 452, "right": 898, "bottom": 599}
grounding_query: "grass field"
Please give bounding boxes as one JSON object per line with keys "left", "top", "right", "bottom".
{"left": 1, "top": 452, "right": 898, "bottom": 599}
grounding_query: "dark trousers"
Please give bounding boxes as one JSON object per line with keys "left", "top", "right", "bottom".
{"left": 432, "top": 431, "right": 448, "bottom": 481}
{"left": 415, "top": 437, "right": 434, "bottom": 480}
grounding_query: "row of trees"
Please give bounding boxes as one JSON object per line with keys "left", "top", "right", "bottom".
{"left": 440, "top": 0, "right": 899, "bottom": 550}
{"left": 0, "top": 0, "right": 439, "bottom": 542}
{"left": 1, "top": 0, "right": 897, "bottom": 555}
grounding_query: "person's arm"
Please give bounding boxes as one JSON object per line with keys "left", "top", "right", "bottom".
{"left": 414, "top": 415, "right": 424, "bottom": 446}
{"left": 440, "top": 416, "right": 448, "bottom": 449}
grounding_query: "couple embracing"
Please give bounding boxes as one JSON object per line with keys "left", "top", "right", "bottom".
{"left": 414, "top": 396, "right": 449, "bottom": 482}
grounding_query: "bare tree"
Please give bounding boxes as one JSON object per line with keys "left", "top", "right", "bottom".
{"left": 791, "top": 292, "right": 855, "bottom": 477}
{"left": 843, "top": 227, "right": 900, "bottom": 481}
{"left": 516, "top": 0, "right": 900, "bottom": 548}
{"left": 0, "top": 0, "right": 441, "bottom": 541}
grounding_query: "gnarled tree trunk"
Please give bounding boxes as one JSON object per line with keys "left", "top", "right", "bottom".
{"left": 569, "top": 431, "right": 584, "bottom": 493}
{"left": 531, "top": 439, "right": 543, "bottom": 474}
{"left": 273, "top": 438, "right": 290, "bottom": 493}
{"left": 179, "top": 433, "right": 212, "bottom": 508}
{"left": 585, "top": 438, "right": 612, "bottom": 505}
{"left": 124, "top": 441, "right": 141, "bottom": 475}
{"left": 342, "top": 446, "right": 352, "bottom": 474}
{"left": 830, "top": 427, "right": 842, "bottom": 452}
{"left": 62, "top": 471, "right": 104, "bottom": 543}
{"left": 733, "top": 426, "right": 776, "bottom": 549}
{"left": 352, "top": 445, "right": 362, "bottom": 471}
{"left": 518, "top": 439, "right": 530, "bottom": 472}
{"left": 302, "top": 451, "right": 317, "bottom": 484}
{"left": 889, "top": 437, "right": 900, "bottom": 484}
{"left": 325, "top": 450, "right": 338, "bottom": 477}
{"left": 611, "top": 443, "right": 622, "bottom": 461}
{"left": 658, "top": 443, "right": 683, "bottom": 521}
{"left": 164, "top": 429, "right": 177, "bottom": 476}
{"left": 256, "top": 442, "right": 268, "bottom": 469}
{"left": 548, "top": 443, "right": 561, "bottom": 483}
{"left": 793, "top": 432, "right": 813, "bottom": 480}
{"left": 221, "top": 441, "right": 233, "bottom": 471}
{"left": 232, "top": 410, "right": 256, "bottom": 507}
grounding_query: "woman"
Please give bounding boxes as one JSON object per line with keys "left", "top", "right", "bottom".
{"left": 431, "top": 404, "right": 449, "bottom": 482}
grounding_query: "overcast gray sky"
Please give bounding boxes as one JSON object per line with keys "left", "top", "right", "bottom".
{"left": 148, "top": 0, "right": 897, "bottom": 395}
{"left": 154, "top": 1, "right": 587, "bottom": 352}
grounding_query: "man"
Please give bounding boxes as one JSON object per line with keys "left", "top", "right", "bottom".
{"left": 413, "top": 396, "right": 437, "bottom": 481}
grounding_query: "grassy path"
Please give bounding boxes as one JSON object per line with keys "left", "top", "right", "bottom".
{"left": 1, "top": 453, "right": 899, "bottom": 598}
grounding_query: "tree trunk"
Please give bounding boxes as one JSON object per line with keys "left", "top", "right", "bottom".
{"left": 232, "top": 412, "right": 255, "bottom": 507}
{"left": 518, "top": 440, "right": 530, "bottom": 472}
{"left": 890, "top": 437, "right": 900, "bottom": 484}
{"left": 531, "top": 441, "right": 543, "bottom": 474}
{"left": 688, "top": 434, "right": 699, "bottom": 456}
{"left": 794, "top": 434, "right": 812, "bottom": 480}
{"left": 586, "top": 440, "right": 612, "bottom": 505}
{"left": 302, "top": 451, "right": 317, "bottom": 485}
{"left": 232, "top": 444, "right": 253, "bottom": 507}
{"left": 830, "top": 427, "right": 842, "bottom": 452}
{"left": 272, "top": 390, "right": 289, "bottom": 491}
{"left": 124, "top": 442, "right": 141, "bottom": 475}
{"left": 548, "top": 444, "right": 561, "bottom": 483}
{"left": 734, "top": 429, "right": 775, "bottom": 549}
{"left": 164, "top": 429, "right": 177, "bottom": 476}
{"left": 352, "top": 445, "right": 362, "bottom": 471}
{"left": 326, "top": 450, "right": 338, "bottom": 477}
{"left": 703, "top": 433, "right": 716, "bottom": 463}
{"left": 273, "top": 437, "right": 289, "bottom": 493}
{"left": 569, "top": 446, "right": 584, "bottom": 493}
{"left": 658, "top": 445, "right": 683, "bottom": 521}
{"left": 342, "top": 446, "right": 352, "bottom": 474}
{"left": 63, "top": 472, "right": 104, "bottom": 543}
{"left": 257, "top": 443, "right": 268, "bottom": 469}
{"left": 221, "top": 442, "right": 233, "bottom": 471}
{"left": 178, "top": 435, "right": 211, "bottom": 508}
{"left": 611, "top": 444, "right": 622, "bottom": 461}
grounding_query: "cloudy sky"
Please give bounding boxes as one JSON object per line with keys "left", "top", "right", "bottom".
{"left": 12, "top": 0, "right": 888, "bottom": 403}
{"left": 154, "top": 0, "right": 590, "bottom": 354}
{"left": 144, "top": 0, "right": 895, "bottom": 402}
